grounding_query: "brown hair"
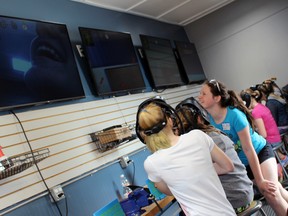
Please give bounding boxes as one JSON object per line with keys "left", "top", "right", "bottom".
{"left": 176, "top": 106, "right": 219, "bottom": 134}
{"left": 240, "top": 88, "right": 262, "bottom": 103}
{"left": 204, "top": 80, "right": 256, "bottom": 130}
{"left": 257, "top": 77, "right": 284, "bottom": 101}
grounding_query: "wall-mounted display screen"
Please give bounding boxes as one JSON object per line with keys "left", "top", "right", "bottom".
{"left": 174, "top": 40, "right": 206, "bottom": 83}
{"left": 0, "top": 15, "right": 85, "bottom": 111}
{"left": 139, "top": 35, "right": 184, "bottom": 89}
{"left": 78, "top": 27, "right": 146, "bottom": 96}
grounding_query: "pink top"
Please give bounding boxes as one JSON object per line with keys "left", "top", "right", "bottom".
{"left": 252, "top": 103, "right": 281, "bottom": 143}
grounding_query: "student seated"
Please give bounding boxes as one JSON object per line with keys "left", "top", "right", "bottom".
{"left": 136, "top": 97, "right": 236, "bottom": 215}
{"left": 257, "top": 77, "right": 288, "bottom": 132}
{"left": 199, "top": 79, "right": 288, "bottom": 216}
{"left": 240, "top": 88, "right": 288, "bottom": 168}
{"left": 282, "top": 84, "right": 288, "bottom": 102}
{"left": 175, "top": 97, "right": 254, "bottom": 214}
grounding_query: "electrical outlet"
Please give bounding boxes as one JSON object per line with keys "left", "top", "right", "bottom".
{"left": 119, "top": 155, "right": 130, "bottom": 168}
{"left": 50, "top": 185, "right": 65, "bottom": 202}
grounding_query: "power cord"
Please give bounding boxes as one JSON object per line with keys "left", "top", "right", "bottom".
{"left": 113, "top": 96, "right": 128, "bottom": 126}
{"left": 65, "top": 195, "right": 69, "bottom": 216}
{"left": 10, "top": 110, "right": 64, "bottom": 216}
{"left": 127, "top": 159, "right": 135, "bottom": 185}
{"left": 150, "top": 195, "right": 163, "bottom": 213}
{"left": 155, "top": 88, "right": 166, "bottom": 93}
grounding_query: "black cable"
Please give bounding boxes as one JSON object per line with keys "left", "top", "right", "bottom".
{"left": 113, "top": 97, "right": 128, "bottom": 125}
{"left": 10, "top": 110, "right": 63, "bottom": 216}
{"left": 151, "top": 195, "right": 163, "bottom": 213}
{"left": 131, "top": 160, "right": 135, "bottom": 185}
{"left": 65, "top": 195, "right": 69, "bottom": 216}
{"left": 155, "top": 89, "right": 166, "bottom": 93}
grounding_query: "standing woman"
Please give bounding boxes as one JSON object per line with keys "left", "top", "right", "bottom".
{"left": 136, "top": 98, "right": 236, "bottom": 216}
{"left": 199, "top": 80, "right": 287, "bottom": 216}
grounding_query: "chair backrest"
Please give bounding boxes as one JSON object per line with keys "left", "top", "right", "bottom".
{"left": 237, "top": 200, "right": 263, "bottom": 216}
{"left": 146, "top": 179, "right": 166, "bottom": 200}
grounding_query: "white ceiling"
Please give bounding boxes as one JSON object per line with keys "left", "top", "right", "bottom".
{"left": 71, "top": 0, "right": 236, "bottom": 26}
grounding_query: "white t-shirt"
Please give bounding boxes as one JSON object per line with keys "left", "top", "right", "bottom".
{"left": 144, "top": 129, "right": 236, "bottom": 216}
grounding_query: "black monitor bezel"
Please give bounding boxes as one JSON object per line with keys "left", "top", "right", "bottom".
{"left": 78, "top": 27, "right": 146, "bottom": 96}
{"left": 139, "top": 34, "right": 185, "bottom": 90}
{"left": 0, "top": 15, "right": 85, "bottom": 111}
{"left": 174, "top": 40, "right": 206, "bottom": 84}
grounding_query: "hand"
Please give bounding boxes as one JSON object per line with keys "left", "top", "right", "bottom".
{"left": 258, "top": 179, "right": 276, "bottom": 197}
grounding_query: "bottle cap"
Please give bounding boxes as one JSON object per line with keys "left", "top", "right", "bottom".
{"left": 0, "top": 146, "right": 4, "bottom": 157}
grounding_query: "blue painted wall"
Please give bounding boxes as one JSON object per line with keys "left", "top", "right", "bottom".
{"left": 0, "top": 0, "right": 188, "bottom": 215}
{"left": 5, "top": 149, "right": 151, "bottom": 216}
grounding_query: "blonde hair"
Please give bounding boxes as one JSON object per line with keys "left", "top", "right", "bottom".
{"left": 138, "top": 103, "right": 171, "bottom": 152}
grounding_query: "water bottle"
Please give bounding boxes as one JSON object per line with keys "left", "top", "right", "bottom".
{"left": 120, "top": 174, "right": 132, "bottom": 199}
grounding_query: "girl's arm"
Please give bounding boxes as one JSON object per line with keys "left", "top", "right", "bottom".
{"left": 238, "top": 126, "right": 276, "bottom": 196}
{"left": 154, "top": 180, "right": 173, "bottom": 196}
{"left": 254, "top": 118, "right": 267, "bottom": 138}
{"left": 212, "top": 144, "right": 234, "bottom": 175}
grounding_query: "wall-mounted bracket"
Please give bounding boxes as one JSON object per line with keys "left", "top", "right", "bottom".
{"left": 76, "top": 44, "right": 85, "bottom": 57}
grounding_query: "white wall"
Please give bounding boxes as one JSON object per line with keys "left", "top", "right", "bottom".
{"left": 184, "top": 0, "right": 288, "bottom": 92}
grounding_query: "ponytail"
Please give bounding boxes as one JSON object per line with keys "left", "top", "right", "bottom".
{"left": 226, "top": 90, "right": 256, "bottom": 131}
{"left": 145, "top": 131, "right": 170, "bottom": 152}
{"left": 205, "top": 80, "right": 256, "bottom": 130}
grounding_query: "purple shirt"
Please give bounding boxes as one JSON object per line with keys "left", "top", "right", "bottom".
{"left": 252, "top": 103, "right": 281, "bottom": 143}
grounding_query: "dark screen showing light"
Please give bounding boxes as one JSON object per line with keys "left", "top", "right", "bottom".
{"left": 79, "top": 27, "right": 146, "bottom": 96}
{"left": 140, "top": 35, "right": 184, "bottom": 89}
{"left": 0, "top": 15, "right": 85, "bottom": 111}
{"left": 174, "top": 41, "right": 206, "bottom": 83}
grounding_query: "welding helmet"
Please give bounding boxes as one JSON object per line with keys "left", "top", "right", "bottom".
{"left": 175, "top": 97, "right": 210, "bottom": 134}
{"left": 135, "top": 96, "right": 183, "bottom": 144}
{"left": 240, "top": 91, "right": 252, "bottom": 108}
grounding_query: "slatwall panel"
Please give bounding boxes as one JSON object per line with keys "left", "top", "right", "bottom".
{"left": 0, "top": 84, "right": 201, "bottom": 210}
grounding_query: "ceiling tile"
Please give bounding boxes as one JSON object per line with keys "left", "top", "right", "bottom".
{"left": 75, "top": 0, "right": 143, "bottom": 10}
{"left": 161, "top": 0, "right": 233, "bottom": 25}
{"left": 71, "top": 0, "right": 235, "bottom": 26}
{"left": 130, "top": 0, "right": 188, "bottom": 17}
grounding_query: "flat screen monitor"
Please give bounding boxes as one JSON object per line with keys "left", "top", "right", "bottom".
{"left": 174, "top": 40, "right": 206, "bottom": 83}
{"left": 0, "top": 15, "right": 85, "bottom": 111}
{"left": 139, "top": 35, "right": 184, "bottom": 89}
{"left": 78, "top": 27, "right": 146, "bottom": 96}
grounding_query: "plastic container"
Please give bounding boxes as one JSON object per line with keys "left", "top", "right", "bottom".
{"left": 120, "top": 198, "right": 141, "bottom": 216}
{"left": 120, "top": 174, "right": 132, "bottom": 199}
